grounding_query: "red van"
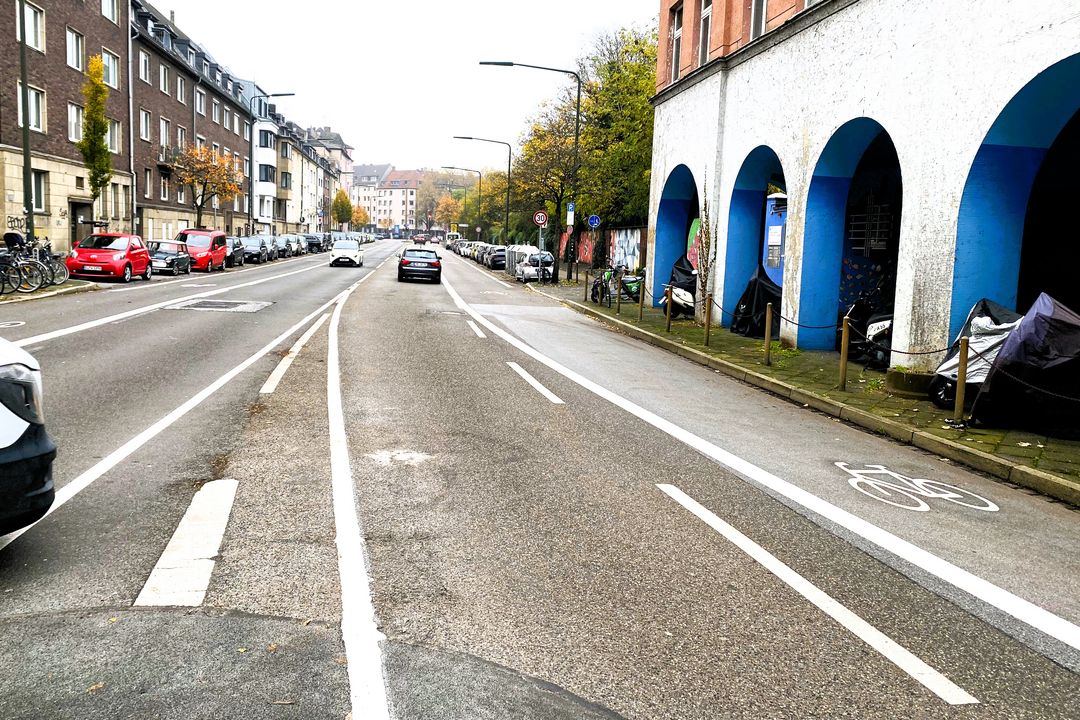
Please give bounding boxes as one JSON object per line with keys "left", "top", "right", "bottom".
{"left": 176, "top": 228, "right": 228, "bottom": 272}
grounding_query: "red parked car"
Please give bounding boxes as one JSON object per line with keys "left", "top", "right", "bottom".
{"left": 176, "top": 228, "right": 228, "bottom": 272}
{"left": 65, "top": 233, "right": 152, "bottom": 283}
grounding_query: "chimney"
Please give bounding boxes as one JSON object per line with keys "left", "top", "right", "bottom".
{"left": 170, "top": 10, "right": 175, "bottom": 23}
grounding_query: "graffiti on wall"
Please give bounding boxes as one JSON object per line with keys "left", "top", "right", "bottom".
{"left": 6, "top": 216, "right": 26, "bottom": 231}
{"left": 613, "top": 227, "right": 645, "bottom": 270}
{"left": 577, "top": 231, "right": 596, "bottom": 264}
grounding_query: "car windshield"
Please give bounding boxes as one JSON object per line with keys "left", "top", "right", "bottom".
{"left": 404, "top": 249, "right": 438, "bottom": 259}
{"left": 78, "top": 235, "right": 128, "bottom": 250}
{"left": 241, "top": 238, "right": 263, "bottom": 248}
{"left": 149, "top": 242, "right": 181, "bottom": 254}
{"left": 183, "top": 234, "right": 211, "bottom": 248}
{"left": 335, "top": 241, "right": 359, "bottom": 249}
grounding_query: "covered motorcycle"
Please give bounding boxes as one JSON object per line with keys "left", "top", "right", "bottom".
{"left": 970, "top": 293, "right": 1080, "bottom": 438}
{"left": 660, "top": 255, "right": 697, "bottom": 318}
{"left": 928, "top": 299, "right": 1022, "bottom": 409}
{"left": 730, "top": 266, "right": 781, "bottom": 338}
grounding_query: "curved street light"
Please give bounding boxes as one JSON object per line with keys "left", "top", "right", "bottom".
{"left": 442, "top": 166, "right": 482, "bottom": 241}
{"left": 453, "top": 136, "right": 511, "bottom": 245}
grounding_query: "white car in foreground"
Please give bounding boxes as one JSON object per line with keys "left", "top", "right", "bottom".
{"left": 0, "top": 337, "right": 55, "bottom": 535}
{"left": 329, "top": 239, "right": 364, "bottom": 267}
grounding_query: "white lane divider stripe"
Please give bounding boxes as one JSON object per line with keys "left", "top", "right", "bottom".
{"left": 326, "top": 268, "right": 391, "bottom": 718}
{"left": 0, "top": 281, "right": 366, "bottom": 554}
{"left": 439, "top": 278, "right": 1080, "bottom": 661}
{"left": 507, "top": 362, "right": 564, "bottom": 404}
{"left": 108, "top": 255, "right": 316, "bottom": 293}
{"left": 658, "top": 483, "right": 978, "bottom": 705}
{"left": 450, "top": 254, "right": 512, "bottom": 288}
{"left": 134, "top": 479, "right": 239, "bottom": 607}
{"left": 466, "top": 320, "right": 486, "bottom": 339}
{"left": 13, "top": 261, "right": 326, "bottom": 349}
{"left": 260, "top": 313, "right": 330, "bottom": 394}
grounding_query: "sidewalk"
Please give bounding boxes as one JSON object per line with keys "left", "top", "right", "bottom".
{"left": 0, "top": 279, "right": 97, "bottom": 306}
{"left": 529, "top": 277, "right": 1080, "bottom": 506}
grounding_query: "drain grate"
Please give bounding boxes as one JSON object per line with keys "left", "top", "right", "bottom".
{"left": 167, "top": 299, "right": 273, "bottom": 313}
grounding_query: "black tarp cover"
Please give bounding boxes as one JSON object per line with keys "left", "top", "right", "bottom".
{"left": 970, "top": 293, "right": 1080, "bottom": 438}
{"left": 668, "top": 254, "right": 697, "bottom": 296}
{"left": 730, "top": 266, "right": 781, "bottom": 338}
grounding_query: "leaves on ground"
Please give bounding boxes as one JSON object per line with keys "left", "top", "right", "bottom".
{"left": 86, "top": 682, "right": 105, "bottom": 695}
{"left": 266, "top": 643, "right": 279, "bottom": 653}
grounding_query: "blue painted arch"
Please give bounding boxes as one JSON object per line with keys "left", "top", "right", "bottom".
{"left": 798, "top": 118, "right": 901, "bottom": 349}
{"left": 951, "top": 53, "right": 1080, "bottom": 336}
{"left": 653, "top": 165, "right": 699, "bottom": 306}
{"left": 723, "top": 146, "right": 786, "bottom": 325}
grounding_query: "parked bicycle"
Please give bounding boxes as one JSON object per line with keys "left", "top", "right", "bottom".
{"left": 1, "top": 232, "right": 47, "bottom": 293}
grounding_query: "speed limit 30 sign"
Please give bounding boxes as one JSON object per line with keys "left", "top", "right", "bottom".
{"left": 533, "top": 210, "right": 548, "bottom": 226}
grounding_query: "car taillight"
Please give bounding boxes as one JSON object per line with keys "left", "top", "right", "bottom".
{"left": 431, "top": 260, "right": 441, "bottom": 268}
{"left": 400, "top": 258, "right": 411, "bottom": 265}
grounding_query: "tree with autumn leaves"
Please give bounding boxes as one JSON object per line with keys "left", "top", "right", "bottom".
{"left": 351, "top": 206, "right": 370, "bottom": 227}
{"left": 76, "top": 55, "right": 112, "bottom": 214}
{"left": 172, "top": 145, "right": 243, "bottom": 228}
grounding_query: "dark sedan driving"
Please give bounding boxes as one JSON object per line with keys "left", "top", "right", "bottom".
{"left": 397, "top": 247, "right": 442, "bottom": 283}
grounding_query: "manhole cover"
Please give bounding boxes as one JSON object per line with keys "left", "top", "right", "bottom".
{"left": 167, "top": 299, "right": 272, "bottom": 313}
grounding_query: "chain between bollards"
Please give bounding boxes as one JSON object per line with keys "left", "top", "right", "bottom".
{"left": 954, "top": 336, "right": 969, "bottom": 422}
{"left": 839, "top": 316, "right": 850, "bottom": 391}
{"left": 764, "top": 302, "right": 773, "bottom": 366}
{"left": 704, "top": 292, "right": 713, "bottom": 347}
{"left": 665, "top": 287, "right": 673, "bottom": 333}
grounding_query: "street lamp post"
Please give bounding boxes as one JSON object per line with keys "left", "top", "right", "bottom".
{"left": 453, "top": 136, "right": 511, "bottom": 245}
{"left": 480, "top": 61, "right": 581, "bottom": 275}
{"left": 442, "top": 166, "right": 482, "bottom": 242}
{"left": 18, "top": 0, "right": 35, "bottom": 241}
{"left": 247, "top": 91, "right": 294, "bottom": 235}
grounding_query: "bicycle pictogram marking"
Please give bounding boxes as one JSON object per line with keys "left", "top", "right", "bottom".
{"left": 835, "top": 462, "right": 999, "bottom": 513}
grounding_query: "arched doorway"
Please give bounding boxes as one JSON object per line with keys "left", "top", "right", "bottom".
{"left": 653, "top": 165, "right": 699, "bottom": 306}
{"left": 952, "top": 54, "right": 1080, "bottom": 335}
{"left": 723, "top": 146, "right": 787, "bottom": 327}
{"left": 799, "top": 118, "right": 903, "bottom": 349}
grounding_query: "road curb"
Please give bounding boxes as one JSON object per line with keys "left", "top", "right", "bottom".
{"left": 0, "top": 280, "right": 98, "bottom": 305}
{"left": 528, "top": 285, "right": 1080, "bottom": 508}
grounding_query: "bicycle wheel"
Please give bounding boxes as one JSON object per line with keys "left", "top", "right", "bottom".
{"left": 34, "top": 259, "right": 55, "bottom": 286}
{"left": 15, "top": 263, "right": 45, "bottom": 293}
{"left": 0, "top": 263, "right": 18, "bottom": 295}
{"left": 848, "top": 478, "right": 930, "bottom": 511}
{"left": 917, "top": 481, "right": 999, "bottom": 511}
{"left": 50, "top": 260, "right": 70, "bottom": 285}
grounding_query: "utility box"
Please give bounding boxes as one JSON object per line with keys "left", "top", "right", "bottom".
{"left": 762, "top": 193, "right": 787, "bottom": 286}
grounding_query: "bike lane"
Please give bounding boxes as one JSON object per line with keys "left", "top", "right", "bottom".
{"left": 440, "top": 252, "right": 1080, "bottom": 671}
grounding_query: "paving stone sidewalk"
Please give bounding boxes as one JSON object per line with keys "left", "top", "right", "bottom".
{"left": 537, "top": 277, "right": 1080, "bottom": 485}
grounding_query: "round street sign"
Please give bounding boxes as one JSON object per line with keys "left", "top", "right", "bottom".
{"left": 475, "top": 226, "right": 481, "bottom": 233}
{"left": 588, "top": 214, "right": 601, "bottom": 229}
{"left": 533, "top": 210, "right": 548, "bottom": 226}
{"left": 566, "top": 226, "right": 574, "bottom": 236}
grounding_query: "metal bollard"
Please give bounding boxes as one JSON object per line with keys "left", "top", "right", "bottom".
{"left": 764, "top": 302, "right": 773, "bottom": 366}
{"left": 638, "top": 282, "right": 646, "bottom": 322}
{"left": 954, "top": 336, "right": 969, "bottom": 422}
{"left": 839, "top": 316, "right": 850, "bottom": 391}
{"left": 584, "top": 270, "right": 589, "bottom": 302}
{"left": 665, "top": 287, "right": 673, "bottom": 332}
{"left": 704, "top": 293, "right": 713, "bottom": 347}
{"left": 616, "top": 271, "right": 622, "bottom": 315}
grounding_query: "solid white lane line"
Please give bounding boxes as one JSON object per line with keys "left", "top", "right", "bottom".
{"left": 658, "top": 484, "right": 978, "bottom": 705}
{"left": 107, "top": 255, "right": 317, "bottom": 293}
{"left": 507, "top": 362, "right": 564, "bottom": 404}
{"left": 326, "top": 268, "right": 391, "bottom": 718}
{"left": 134, "top": 479, "right": 239, "bottom": 607}
{"left": 451, "top": 254, "right": 512, "bottom": 288}
{"left": 13, "top": 261, "right": 326, "bottom": 349}
{"left": 466, "top": 320, "right": 486, "bottom": 339}
{"left": 439, "top": 277, "right": 1080, "bottom": 657}
{"left": 260, "top": 313, "right": 330, "bottom": 394}
{"left": 0, "top": 281, "right": 365, "bottom": 554}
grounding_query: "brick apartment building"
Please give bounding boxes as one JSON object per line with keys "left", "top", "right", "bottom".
{"left": 2, "top": 0, "right": 133, "bottom": 251}
{"left": 130, "top": 1, "right": 251, "bottom": 242}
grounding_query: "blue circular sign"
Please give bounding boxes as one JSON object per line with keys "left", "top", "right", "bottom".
{"left": 588, "top": 214, "right": 601, "bottom": 228}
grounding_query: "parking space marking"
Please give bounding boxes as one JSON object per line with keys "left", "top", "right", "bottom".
{"left": 14, "top": 261, "right": 326, "bottom": 349}
{"left": 466, "top": 320, "right": 486, "bottom": 339}
{"left": 134, "top": 479, "right": 238, "bottom": 607}
{"left": 507, "top": 361, "right": 564, "bottom": 404}
{"left": 0, "top": 281, "right": 363, "bottom": 554}
{"left": 658, "top": 483, "right": 978, "bottom": 705}
{"left": 439, "top": 276, "right": 1080, "bottom": 659}
{"left": 260, "top": 313, "right": 330, "bottom": 394}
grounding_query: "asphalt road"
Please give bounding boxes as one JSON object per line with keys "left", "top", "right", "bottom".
{"left": 1, "top": 241, "right": 1078, "bottom": 719}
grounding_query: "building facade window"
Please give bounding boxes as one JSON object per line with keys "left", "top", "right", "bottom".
{"left": 107, "top": 118, "right": 121, "bottom": 153}
{"left": 281, "top": 143, "right": 291, "bottom": 159}
{"left": 258, "top": 130, "right": 275, "bottom": 149}
{"left": 159, "top": 64, "right": 169, "bottom": 93}
{"left": 178, "top": 185, "right": 185, "bottom": 204}
{"left": 751, "top": 0, "right": 767, "bottom": 40}
{"left": 17, "top": 2, "right": 44, "bottom": 52}
{"left": 111, "top": 182, "right": 120, "bottom": 217}
{"left": 212, "top": 100, "right": 220, "bottom": 123}
{"left": 139, "top": 50, "right": 151, "bottom": 82}
{"left": 101, "top": 0, "right": 119, "bottom": 24}
{"left": 195, "top": 89, "right": 205, "bottom": 115}
{"left": 159, "top": 117, "right": 170, "bottom": 158}
{"left": 144, "top": 168, "right": 152, "bottom": 198}
{"left": 281, "top": 172, "right": 292, "bottom": 189}
{"left": 244, "top": 122, "right": 251, "bottom": 141}
{"left": 670, "top": 4, "right": 683, "bottom": 83}
{"left": 67, "top": 103, "right": 83, "bottom": 142}
{"left": 139, "top": 109, "right": 151, "bottom": 140}
{"left": 176, "top": 76, "right": 186, "bottom": 103}
{"left": 259, "top": 165, "right": 276, "bottom": 183}
{"left": 177, "top": 126, "right": 187, "bottom": 148}
{"left": 102, "top": 49, "right": 120, "bottom": 88}
{"left": 66, "top": 28, "right": 84, "bottom": 70}
{"left": 160, "top": 175, "right": 170, "bottom": 201}
{"left": 31, "top": 170, "right": 47, "bottom": 212}
{"left": 17, "top": 84, "right": 45, "bottom": 132}
{"left": 243, "top": 158, "right": 250, "bottom": 177}
{"left": 699, "top": 0, "right": 712, "bottom": 67}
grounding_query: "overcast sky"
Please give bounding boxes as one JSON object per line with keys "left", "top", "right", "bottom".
{"left": 153, "top": 0, "right": 659, "bottom": 172}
